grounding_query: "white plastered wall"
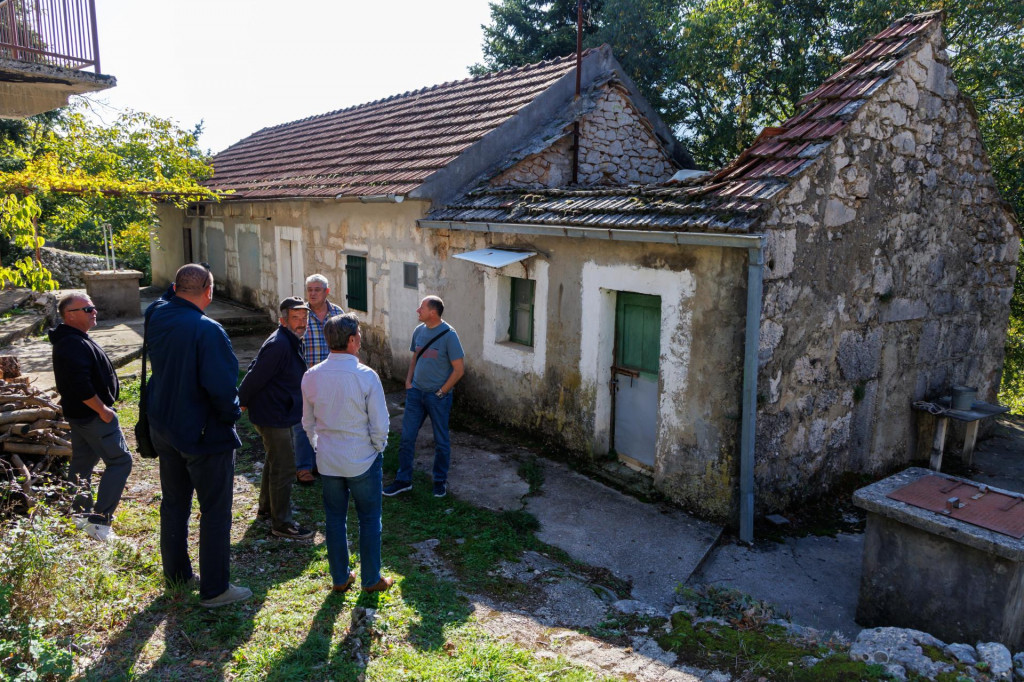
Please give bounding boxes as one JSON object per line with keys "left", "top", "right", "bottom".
{"left": 579, "top": 262, "right": 696, "bottom": 459}
{"left": 481, "top": 259, "right": 549, "bottom": 375}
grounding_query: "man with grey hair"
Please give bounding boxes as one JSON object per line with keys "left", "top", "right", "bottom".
{"left": 50, "top": 293, "right": 132, "bottom": 542}
{"left": 146, "top": 263, "right": 251, "bottom": 608}
{"left": 293, "top": 273, "right": 345, "bottom": 485}
{"left": 302, "top": 313, "right": 392, "bottom": 593}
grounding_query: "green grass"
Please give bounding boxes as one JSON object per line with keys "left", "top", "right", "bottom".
{"left": 0, "top": 386, "right": 616, "bottom": 681}
{"left": 657, "top": 611, "right": 888, "bottom": 682}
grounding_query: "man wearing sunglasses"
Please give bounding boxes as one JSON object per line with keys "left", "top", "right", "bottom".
{"left": 50, "top": 294, "right": 132, "bottom": 543}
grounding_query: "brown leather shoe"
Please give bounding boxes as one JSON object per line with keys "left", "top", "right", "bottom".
{"left": 332, "top": 571, "right": 357, "bottom": 593}
{"left": 362, "top": 576, "right": 394, "bottom": 593}
{"left": 296, "top": 469, "right": 315, "bottom": 486}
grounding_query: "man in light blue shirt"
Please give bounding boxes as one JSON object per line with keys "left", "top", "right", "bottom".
{"left": 301, "top": 313, "right": 392, "bottom": 593}
{"left": 383, "top": 295, "right": 465, "bottom": 499}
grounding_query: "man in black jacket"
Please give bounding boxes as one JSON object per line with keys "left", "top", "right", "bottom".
{"left": 238, "top": 297, "right": 314, "bottom": 540}
{"left": 50, "top": 294, "right": 132, "bottom": 543}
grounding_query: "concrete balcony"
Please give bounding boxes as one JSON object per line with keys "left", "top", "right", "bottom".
{"left": 0, "top": 0, "right": 115, "bottom": 118}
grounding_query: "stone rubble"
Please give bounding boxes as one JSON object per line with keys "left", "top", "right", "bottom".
{"left": 976, "top": 641, "right": 1013, "bottom": 680}
{"left": 39, "top": 246, "right": 107, "bottom": 287}
{"left": 850, "top": 626, "right": 1024, "bottom": 681}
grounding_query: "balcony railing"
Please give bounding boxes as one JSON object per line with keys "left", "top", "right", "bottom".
{"left": 0, "top": 0, "right": 100, "bottom": 72}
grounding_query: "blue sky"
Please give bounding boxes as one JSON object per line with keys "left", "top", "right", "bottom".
{"left": 89, "top": 0, "right": 494, "bottom": 154}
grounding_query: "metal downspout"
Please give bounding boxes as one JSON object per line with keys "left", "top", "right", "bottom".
{"left": 740, "top": 245, "right": 764, "bottom": 543}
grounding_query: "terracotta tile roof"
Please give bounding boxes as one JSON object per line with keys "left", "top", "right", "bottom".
{"left": 206, "top": 52, "right": 590, "bottom": 200}
{"left": 426, "top": 11, "right": 944, "bottom": 234}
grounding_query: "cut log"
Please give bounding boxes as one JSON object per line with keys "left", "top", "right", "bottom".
{"left": 0, "top": 408, "right": 57, "bottom": 426}
{"left": 3, "top": 442, "right": 72, "bottom": 457}
{"left": 10, "top": 453, "right": 33, "bottom": 500}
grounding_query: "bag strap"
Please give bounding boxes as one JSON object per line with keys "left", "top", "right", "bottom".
{"left": 414, "top": 327, "right": 450, "bottom": 362}
{"left": 139, "top": 304, "right": 157, "bottom": 412}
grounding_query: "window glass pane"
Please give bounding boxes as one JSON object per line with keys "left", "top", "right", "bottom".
{"left": 403, "top": 262, "right": 418, "bottom": 289}
{"left": 509, "top": 277, "right": 535, "bottom": 346}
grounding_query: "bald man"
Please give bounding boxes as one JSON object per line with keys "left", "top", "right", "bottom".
{"left": 145, "top": 264, "right": 250, "bottom": 608}
{"left": 50, "top": 293, "right": 132, "bottom": 543}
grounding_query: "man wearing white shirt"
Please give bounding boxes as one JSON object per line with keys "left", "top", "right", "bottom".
{"left": 301, "top": 313, "right": 393, "bottom": 593}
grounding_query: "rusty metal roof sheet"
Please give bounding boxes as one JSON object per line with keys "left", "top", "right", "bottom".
{"left": 888, "top": 474, "right": 1024, "bottom": 539}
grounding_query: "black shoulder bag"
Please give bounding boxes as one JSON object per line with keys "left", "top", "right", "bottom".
{"left": 415, "top": 328, "right": 450, "bottom": 361}
{"left": 135, "top": 308, "right": 158, "bottom": 458}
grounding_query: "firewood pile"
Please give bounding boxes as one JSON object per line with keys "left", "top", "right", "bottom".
{"left": 0, "top": 357, "right": 70, "bottom": 508}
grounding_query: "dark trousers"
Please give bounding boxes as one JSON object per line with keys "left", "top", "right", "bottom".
{"left": 255, "top": 424, "right": 295, "bottom": 530}
{"left": 153, "top": 429, "right": 234, "bottom": 600}
{"left": 67, "top": 413, "right": 133, "bottom": 523}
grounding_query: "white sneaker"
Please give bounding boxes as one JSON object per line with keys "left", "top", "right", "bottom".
{"left": 72, "top": 515, "right": 90, "bottom": 530}
{"left": 199, "top": 584, "right": 253, "bottom": 609}
{"left": 82, "top": 523, "right": 115, "bottom": 543}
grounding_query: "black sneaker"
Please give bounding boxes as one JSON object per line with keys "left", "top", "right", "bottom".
{"left": 433, "top": 481, "right": 447, "bottom": 498}
{"left": 383, "top": 480, "right": 412, "bottom": 496}
{"left": 272, "top": 522, "right": 314, "bottom": 540}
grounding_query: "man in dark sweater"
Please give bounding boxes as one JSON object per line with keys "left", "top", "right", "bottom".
{"left": 238, "top": 297, "right": 314, "bottom": 540}
{"left": 50, "top": 293, "right": 132, "bottom": 543}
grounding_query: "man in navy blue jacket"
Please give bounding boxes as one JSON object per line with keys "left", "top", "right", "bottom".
{"left": 146, "top": 264, "right": 250, "bottom": 608}
{"left": 50, "top": 293, "right": 132, "bottom": 543}
{"left": 238, "top": 297, "right": 313, "bottom": 540}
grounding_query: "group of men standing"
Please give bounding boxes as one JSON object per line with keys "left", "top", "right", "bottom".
{"left": 52, "top": 263, "right": 465, "bottom": 608}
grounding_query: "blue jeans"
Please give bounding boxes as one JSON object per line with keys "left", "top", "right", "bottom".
{"left": 67, "top": 413, "right": 133, "bottom": 523}
{"left": 292, "top": 423, "right": 315, "bottom": 472}
{"left": 153, "top": 428, "right": 234, "bottom": 600}
{"left": 395, "top": 387, "right": 452, "bottom": 484}
{"left": 321, "top": 454, "right": 383, "bottom": 588}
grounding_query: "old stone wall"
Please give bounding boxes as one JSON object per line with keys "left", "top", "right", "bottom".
{"left": 40, "top": 247, "right": 107, "bottom": 287}
{"left": 490, "top": 85, "right": 676, "bottom": 188}
{"left": 755, "top": 26, "right": 1019, "bottom": 510}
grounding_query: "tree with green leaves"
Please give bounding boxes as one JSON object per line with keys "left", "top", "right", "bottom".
{"left": 471, "top": 0, "right": 604, "bottom": 75}
{"left": 0, "top": 106, "right": 219, "bottom": 288}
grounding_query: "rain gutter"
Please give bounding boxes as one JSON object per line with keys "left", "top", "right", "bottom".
{"left": 419, "top": 219, "right": 764, "bottom": 542}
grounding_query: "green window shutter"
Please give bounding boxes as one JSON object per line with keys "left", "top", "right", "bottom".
{"left": 615, "top": 292, "right": 660, "bottom": 378}
{"left": 508, "top": 277, "right": 535, "bottom": 346}
{"left": 346, "top": 255, "right": 368, "bottom": 311}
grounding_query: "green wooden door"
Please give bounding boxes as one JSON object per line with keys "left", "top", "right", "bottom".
{"left": 615, "top": 292, "right": 661, "bottom": 379}
{"left": 612, "top": 292, "right": 661, "bottom": 468}
{"left": 346, "top": 255, "right": 367, "bottom": 311}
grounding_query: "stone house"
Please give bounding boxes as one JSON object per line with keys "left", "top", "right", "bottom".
{"left": 151, "top": 46, "right": 692, "bottom": 369}
{"left": 152, "top": 11, "right": 1019, "bottom": 531}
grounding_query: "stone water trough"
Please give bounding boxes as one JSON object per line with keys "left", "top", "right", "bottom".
{"left": 81, "top": 269, "right": 143, "bottom": 319}
{"left": 854, "top": 467, "right": 1024, "bottom": 649}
